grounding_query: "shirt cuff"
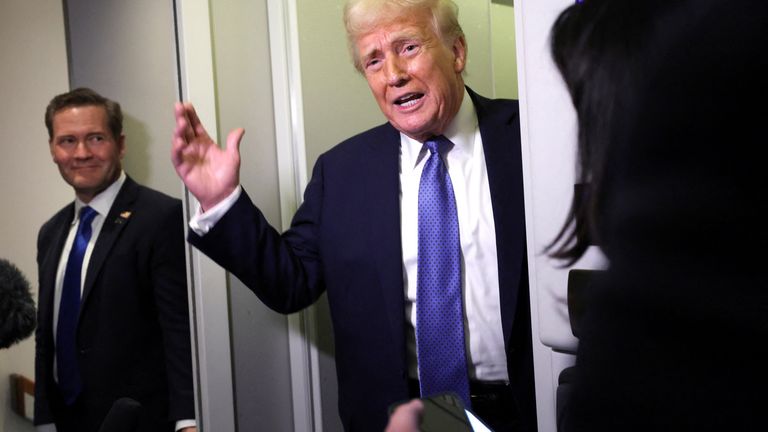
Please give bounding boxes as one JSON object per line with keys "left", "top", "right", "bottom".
{"left": 189, "top": 186, "right": 242, "bottom": 235}
{"left": 36, "top": 424, "right": 57, "bottom": 432}
{"left": 176, "top": 419, "right": 197, "bottom": 431}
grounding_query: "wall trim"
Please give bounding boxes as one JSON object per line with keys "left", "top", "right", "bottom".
{"left": 266, "top": 0, "right": 322, "bottom": 431}
{"left": 174, "top": 0, "right": 237, "bottom": 430}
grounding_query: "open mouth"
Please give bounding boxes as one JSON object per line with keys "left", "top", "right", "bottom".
{"left": 394, "top": 93, "right": 424, "bottom": 108}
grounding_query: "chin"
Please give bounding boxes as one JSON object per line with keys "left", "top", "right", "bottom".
{"left": 392, "top": 121, "right": 427, "bottom": 138}
{"left": 70, "top": 179, "right": 102, "bottom": 191}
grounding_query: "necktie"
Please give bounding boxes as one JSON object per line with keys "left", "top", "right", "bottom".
{"left": 416, "top": 136, "right": 471, "bottom": 407}
{"left": 57, "top": 205, "right": 97, "bottom": 405}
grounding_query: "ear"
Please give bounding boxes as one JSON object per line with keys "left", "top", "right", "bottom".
{"left": 118, "top": 134, "right": 126, "bottom": 158}
{"left": 49, "top": 140, "right": 56, "bottom": 161}
{"left": 452, "top": 36, "right": 467, "bottom": 73}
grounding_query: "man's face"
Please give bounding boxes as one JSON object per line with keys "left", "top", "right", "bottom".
{"left": 49, "top": 105, "right": 125, "bottom": 203}
{"left": 356, "top": 9, "right": 466, "bottom": 142}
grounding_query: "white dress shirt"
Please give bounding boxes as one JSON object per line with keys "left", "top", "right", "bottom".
{"left": 400, "top": 89, "right": 507, "bottom": 382}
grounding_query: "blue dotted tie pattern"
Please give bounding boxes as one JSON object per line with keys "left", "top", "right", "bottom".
{"left": 416, "top": 136, "right": 471, "bottom": 407}
{"left": 57, "top": 205, "right": 97, "bottom": 405}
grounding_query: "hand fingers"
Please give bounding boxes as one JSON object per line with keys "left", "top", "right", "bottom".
{"left": 173, "top": 102, "right": 196, "bottom": 144}
{"left": 170, "top": 135, "right": 186, "bottom": 170}
{"left": 226, "top": 128, "right": 245, "bottom": 156}
{"left": 184, "top": 102, "right": 212, "bottom": 142}
{"left": 171, "top": 103, "right": 191, "bottom": 170}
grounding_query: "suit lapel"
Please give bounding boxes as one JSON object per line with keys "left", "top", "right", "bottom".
{"left": 367, "top": 124, "right": 407, "bottom": 346}
{"left": 469, "top": 88, "right": 526, "bottom": 345}
{"left": 81, "top": 177, "right": 139, "bottom": 309}
{"left": 39, "top": 206, "right": 76, "bottom": 329}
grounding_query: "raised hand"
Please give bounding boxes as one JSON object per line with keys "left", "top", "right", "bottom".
{"left": 171, "top": 102, "right": 245, "bottom": 211}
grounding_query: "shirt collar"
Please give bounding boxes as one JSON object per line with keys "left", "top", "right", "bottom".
{"left": 400, "top": 88, "right": 477, "bottom": 169}
{"left": 73, "top": 171, "right": 126, "bottom": 223}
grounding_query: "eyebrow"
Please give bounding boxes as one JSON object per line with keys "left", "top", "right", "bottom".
{"left": 55, "top": 131, "right": 108, "bottom": 140}
{"left": 360, "top": 46, "right": 382, "bottom": 64}
{"left": 359, "top": 30, "right": 423, "bottom": 61}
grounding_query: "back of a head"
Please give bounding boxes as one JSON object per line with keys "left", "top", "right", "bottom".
{"left": 547, "top": 0, "right": 684, "bottom": 263}
{"left": 604, "top": 0, "right": 768, "bottom": 271}
{"left": 547, "top": 0, "right": 768, "bottom": 265}
{"left": 564, "top": 3, "right": 768, "bottom": 430}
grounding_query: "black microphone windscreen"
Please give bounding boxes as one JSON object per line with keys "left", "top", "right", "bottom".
{"left": 0, "top": 258, "right": 37, "bottom": 349}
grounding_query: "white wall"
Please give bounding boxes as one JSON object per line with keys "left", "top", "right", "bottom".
{"left": 209, "top": 0, "right": 295, "bottom": 429}
{"left": 65, "top": 0, "right": 182, "bottom": 198}
{"left": 491, "top": 1, "right": 518, "bottom": 99}
{"left": 0, "top": 1, "right": 70, "bottom": 430}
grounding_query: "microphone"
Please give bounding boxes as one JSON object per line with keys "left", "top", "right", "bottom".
{"left": 0, "top": 258, "right": 37, "bottom": 349}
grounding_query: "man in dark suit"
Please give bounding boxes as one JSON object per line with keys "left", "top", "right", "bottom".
{"left": 35, "top": 88, "right": 196, "bottom": 432}
{"left": 171, "top": 1, "right": 535, "bottom": 430}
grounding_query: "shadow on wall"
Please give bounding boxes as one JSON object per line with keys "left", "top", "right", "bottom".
{"left": 122, "top": 113, "right": 151, "bottom": 184}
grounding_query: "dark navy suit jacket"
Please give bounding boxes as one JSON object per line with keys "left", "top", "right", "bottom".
{"left": 190, "top": 88, "right": 537, "bottom": 431}
{"left": 35, "top": 177, "right": 195, "bottom": 432}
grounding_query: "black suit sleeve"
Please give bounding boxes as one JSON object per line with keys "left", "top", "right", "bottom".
{"left": 34, "top": 223, "right": 55, "bottom": 426}
{"left": 149, "top": 200, "right": 196, "bottom": 422}
{"left": 188, "top": 159, "right": 328, "bottom": 314}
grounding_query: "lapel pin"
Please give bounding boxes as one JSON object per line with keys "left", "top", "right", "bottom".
{"left": 115, "top": 211, "right": 132, "bottom": 224}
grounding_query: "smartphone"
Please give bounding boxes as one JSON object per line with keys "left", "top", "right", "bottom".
{"left": 420, "top": 392, "right": 471, "bottom": 432}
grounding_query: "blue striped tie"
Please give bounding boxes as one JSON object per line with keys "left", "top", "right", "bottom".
{"left": 416, "top": 136, "right": 471, "bottom": 407}
{"left": 57, "top": 205, "right": 97, "bottom": 405}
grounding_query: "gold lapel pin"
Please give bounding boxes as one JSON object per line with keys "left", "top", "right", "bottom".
{"left": 114, "top": 211, "right": 132, "bottom": 224}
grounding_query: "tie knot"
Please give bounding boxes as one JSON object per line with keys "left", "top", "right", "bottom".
{"left": 425, "top": 135, "right": 451, "bottom": 156}
{"left": 79, "top": 206, "right": 97, "bottom": 225}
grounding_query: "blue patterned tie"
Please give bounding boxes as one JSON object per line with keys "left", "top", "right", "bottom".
{"left": 57, "top": 205, "right": 97, "bottom": 405}
{"left": 416, "top": 136, "right": 471, "bottom": 407}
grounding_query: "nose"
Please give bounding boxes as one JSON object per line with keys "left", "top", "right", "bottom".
{"left": 385, "top": 58, "right": 408, "bottom": 87}
{"left": 73, "top": 140, "right": 92, "bottom": 159}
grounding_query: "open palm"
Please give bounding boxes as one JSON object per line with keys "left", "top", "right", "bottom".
{"left": 171, "top": 102, "right": 244, "bottom": 211}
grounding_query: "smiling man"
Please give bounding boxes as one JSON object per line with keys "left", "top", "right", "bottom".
{"left": 36, "top": 88, "right": 196, "bottom": 432}
{"left": 171, "top": 1, "right": 535, "bottom": 431}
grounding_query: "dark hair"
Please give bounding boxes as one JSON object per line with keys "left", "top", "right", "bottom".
{"left": 545, "top": 0, "right": 680, "bottom": 265}
{"left": 44, "top": 87, "right": 123, "bottom": 141}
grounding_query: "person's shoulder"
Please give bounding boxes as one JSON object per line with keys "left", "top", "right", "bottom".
{"left": 486, "top": 97, "right": 519, "bottom": 111}
{"left": 39, "top": 203, "right": 73, "bottom": 233}
{"left": 38, "top": 203, "right": 73, "bottom": 246}
{"left": 128, "top": 179, "right": 182, "bottom": 208}
{"left": 121, "top": 179, "right": 183, "bottom": 224}
{"left": 467, "top": 88, "right": 519, "bottom": 117}
{"left": 322, "top": 121, "right": 399, "bottom": 159}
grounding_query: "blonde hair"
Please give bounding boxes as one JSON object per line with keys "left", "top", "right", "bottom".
{"left": 343, "top": 0, "right": 464, "bottom": 71}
